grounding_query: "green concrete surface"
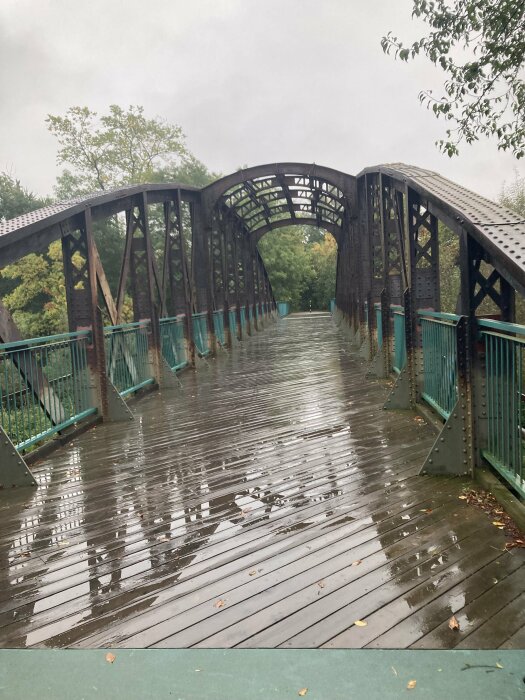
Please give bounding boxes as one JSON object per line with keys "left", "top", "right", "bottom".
{"left": 0, "top": 649, "right": 523, "bottom": 699}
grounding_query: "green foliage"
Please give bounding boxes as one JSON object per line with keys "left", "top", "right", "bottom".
{"left": 438, "top": 223, "right": 460, "bottom": 313}
{"left": 0, "top": 173, "right": 47, "bottom": 220}
{"left": 1, "top": 242, "right": 70, "bottom": 336}
{"left": 258, "top": 226, "right": 336, "bottom": 311}
{"left": 499, "top": 172, "right": 525, "bottom": 322}
{"left": 500, "top": 171, "right": 525, "bottom": 217}
{"left": 382, "top": 1, "right": 525, "bottom": 157}
{"left": 48, "top": 105, "right": 218, "bottom": 197}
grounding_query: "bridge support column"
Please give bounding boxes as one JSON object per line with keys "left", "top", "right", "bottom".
{"left": 130, "top": 195, "right": 178, "bottom": 389}
{"left": 420, "top": 317, "right": 472, "bottom": 475}
{"left": 162, "top": 193, "right": 195, "bottom": 366}
{"left": 62, "top": 210, "right": 132, "bottom": 421}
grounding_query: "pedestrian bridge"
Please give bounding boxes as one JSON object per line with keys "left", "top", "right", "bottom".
{"left": 0, "top": 163, "right": 524, "bottom": 649}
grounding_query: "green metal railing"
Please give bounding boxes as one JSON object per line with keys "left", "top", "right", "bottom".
{"left": 104, "top": 321, "right": 154, "bottom": 397}
{"left": 329, "top": 298, "right": 336, "bottom": 313}
{"left": 240, "top": 306, "right": 247, "bottom": 334}
{"left": 213, "top": 310, "right": 226, "bottom": 346}
{"left": 479, "top": 318, "right": 525, "bottom": 498}
{"left": 248, "top": 306, "right": 254, "bottom": 329}
{"left": 392, "top": 306, "right": 406, "bottom": 374}
{"left": 160, "top": 316, "right": 188, "bottom": 372}
{"left": 0, "top": 331, "right": 96, "bottom": 451}
{"left": 419, "top": 311, "right": 460, "bottom": 420}
{"left": 374, "top": 303, "right": 383, "bottom": 349}
{"left": 277, "top": 302, "right": 290, "bottom": 317}
{"left": 228, "top": 309, "right": 238, "bottom": 340}
{"left": 192, "top": 312, "right": 210, "bottom": 357}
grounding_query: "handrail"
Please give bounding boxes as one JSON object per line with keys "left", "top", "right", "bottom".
{"left": 0, "top": 330, "right": 90, "bottom": 351}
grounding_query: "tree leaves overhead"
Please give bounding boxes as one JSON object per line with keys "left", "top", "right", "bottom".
{"left": 47, "top": 105, "right": 216, "bottom": 196}
{"left": 382, "top": 0, "right": 525, "bottom": 157}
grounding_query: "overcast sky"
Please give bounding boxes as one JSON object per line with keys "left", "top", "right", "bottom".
{"left": 0, "top": 0, "right": 521, "bottom": 201}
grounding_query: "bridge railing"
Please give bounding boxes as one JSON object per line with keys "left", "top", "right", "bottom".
{"left": 419, "top": 311, "right": 461, "bottom": 420}
{"left": 160, "top": 316, "right": 188, "bottom": 372}
{"left": 104, "top": 321, "right": 154, "bottom": 397}
{"left": 192, "top": 312, "right": 210, "bottom": 357}
{"left": 0, "top": 331, "right": 96, "bottom": 451}
{"left": 392, "top": 306, "right": 406, "bottom": 374}
{"left": 228, "top": 308, "right": 238, "bottom": 341}
{"left": 240, "top": 306, "right": 247, "bottom": 334}
{"left": 213, "top": 310, "right": 226, "bottom": 346}
{"left": 478, "top": 318, "right": 525, "bottom": 498}
{"left": 374, "top": 303, "right": 383, "bottom": 349}
{"left": 277, "top": 302, "right": 290, "bottom": 317}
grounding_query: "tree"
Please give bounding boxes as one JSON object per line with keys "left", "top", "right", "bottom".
{"left": 382, "top": 1, "right": 525, "bottom": 157}
{"left": 48, "top": 105, "right": 217, "bottom": 196}
{"left": 258, "top": 226, "right": 337, "bottom": 311}
{"left": 258, "top": 227, "right": 314, "bottom": 310}
{"left": 500, "top": 170, "right": 525, "bottom": 216}
{"left": 0, "top": 172, "right": 46, "bottom": 221}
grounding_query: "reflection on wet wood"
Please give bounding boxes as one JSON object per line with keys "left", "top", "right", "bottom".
{"left": 0, "top": 313, "right": 523, "bottom": 648}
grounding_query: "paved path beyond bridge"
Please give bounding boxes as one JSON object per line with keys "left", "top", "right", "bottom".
{"left": 0, "top": 314, "right": 523, "bottom": 649}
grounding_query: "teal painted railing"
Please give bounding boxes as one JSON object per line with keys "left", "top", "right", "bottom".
{"left": 105, "top": 321, "right": 154, "bottom": 397}
{"left": 419, "top": 311, "right": 460, "bottom": 420}
{"left": 240, "top": 306, "right": 247, "bottom": 334}
{"left": 374, "top": 303, "right": 383, "bottom": 349}
{"left": 277, "top": 302, "right": 290, "bottom": 317}
{"left": 478, "top": 318, "right": 525, "bottom": 498}
{"left": 329, "top": 298, "right": 336, "bottom": 313}
{"left": 392, "top": 307, "right": 406, "bottom": 374}
{"left": 192, "top": 312, "right": 210, "bottom": 357}
{"left": 213, "top": 310, "right": 226, "bottom": 346}
{"left": 0, "top": 331, "right": 96, "bottom": 451}
{"left": 364, "top": 301, "right": 368, "bottom": 326}
{"left": 228, "top": 309, "right": 238, "bottom": 340}
{"left": 160, "top": 316, "right": 188, "bottom": 371}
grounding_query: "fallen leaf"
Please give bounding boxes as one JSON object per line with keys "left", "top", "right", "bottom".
{"left": 391, "top": 666, "right": 398, "bottom": 676}
{"left": 407, "top": 680, "right": 417, "bottom": 690}
{"left": 214, "top": 599, "right": 226, "bottom": 609}
{"left": 401, "top": 515, "right": 410, "bottom": 520}
{"left": 351, "top": 560, "right": 362, "bottom": 567}
{"left": 354, "top": 620, "right": 367, "bottom": 627}
{"left": 105, "top": 652, "right": 116, "bottom": 664}
{"left": 496, "top": 662, "right": 503, "bottom": 669}
{"left": 420, "top": 508, "right": 432, "bottom": 513}
{"left": 448, "top": 615, "right": 460, "bottom": 631}
{"left": 248, "top": 570, "right": 257, "bottom": 576}
{"left": 317, "top": 580, "right": 326, "bottom": 589}
{"left": 17, "top": 551, "right": 31, "bottom": 558}
{"left": 492, "top": 521, "right": 505, "bottom": 527}
{"left": 298, "top": 689, "right": 308, "bottom": 697}
{"left": 458, "top": 495, "right": 468, "bottom": 500}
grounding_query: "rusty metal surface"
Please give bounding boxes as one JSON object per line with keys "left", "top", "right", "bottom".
{"left": 359, "top": 163, "right": 525, "bottom": 292}
{"left": 0, "top": 314, "right": 522, "bottom": 649}
{"left": 0, "top": 183, "right": 199, "bottom": 247}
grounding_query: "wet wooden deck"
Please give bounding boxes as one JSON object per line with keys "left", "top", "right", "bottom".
{"left": 0, "top": 313, "right": 523, "bottom": 649}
